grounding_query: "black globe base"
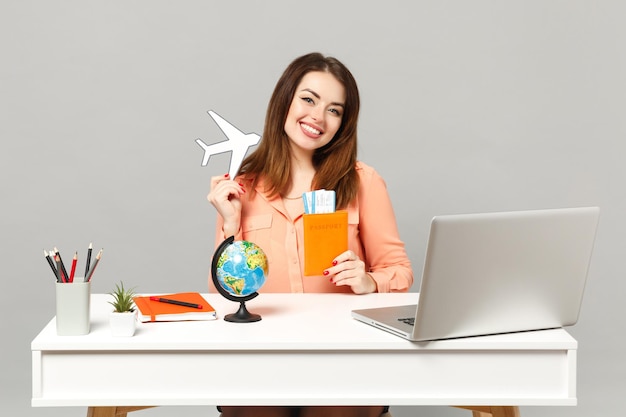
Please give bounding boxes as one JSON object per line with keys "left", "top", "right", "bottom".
{"left": 224, "top": 300, "right": 262, "bottom": 323}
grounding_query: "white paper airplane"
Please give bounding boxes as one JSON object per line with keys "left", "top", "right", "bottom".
{"left": 196, "top": 110, "right": 261, "bottom": 178}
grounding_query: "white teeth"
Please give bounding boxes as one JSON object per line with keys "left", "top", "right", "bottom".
{"left": 301, "top": 123, "right": 321, "bottom": 135}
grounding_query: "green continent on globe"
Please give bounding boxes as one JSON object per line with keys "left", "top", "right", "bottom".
{"left": 244, "top": 248, "right": 267, "bottom": 271}
{"left": 220, "top": 275, "right": 246, "bottom": 295}
{"left": 215, "top": 240, "right": 268, "bottom": 297}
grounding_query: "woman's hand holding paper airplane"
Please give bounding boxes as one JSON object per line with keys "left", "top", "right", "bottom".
{"left": 207, "top": 173, "right": 245, "bottom": 237}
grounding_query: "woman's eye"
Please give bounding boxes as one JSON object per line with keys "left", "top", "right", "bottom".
{"left": 329, "top": 108, "right": 342, "bottom": 116}
{"left": 301, "top": 96, "right": 314, "bottom": 104}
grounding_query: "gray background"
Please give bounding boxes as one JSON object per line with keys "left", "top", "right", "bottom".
{"left": 1, "top": 1, "right": 623, "bottom": 416}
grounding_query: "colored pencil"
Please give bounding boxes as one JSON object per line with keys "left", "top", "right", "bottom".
{"left": 84, "top": 242, "right": 93, "bottom": 278}
{"left": 54, "top": 253, "right": 66, "bottom": 283}
{"left": 85, "top": 248, "right": 102, "bottom": 282}
{"left": 44, "top": 250, "right": 60, "bottom": 282}
{"left": 69, "top": 251, "right": 78, "bottom": 283}
{"left": 54, "top": 247, "right": 69, "bottom": 283}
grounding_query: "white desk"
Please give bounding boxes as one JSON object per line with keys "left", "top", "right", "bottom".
{"left": 32, "top": 293, "right": 577, "bottom": 417}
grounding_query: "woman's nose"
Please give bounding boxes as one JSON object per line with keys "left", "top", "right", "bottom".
{"left": 310, "top": 105, "right": 323, "bottom": 121}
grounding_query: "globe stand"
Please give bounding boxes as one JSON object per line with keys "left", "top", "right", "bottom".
{"left": 211, "top": 236, "right": 266, "bottom": 323}
{"left": 224, "top": 301, "right": 261, "bottom": 323}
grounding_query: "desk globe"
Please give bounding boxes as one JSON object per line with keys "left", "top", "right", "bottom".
{"left": 211, "top": 236, "right": 268, "bottom": 322}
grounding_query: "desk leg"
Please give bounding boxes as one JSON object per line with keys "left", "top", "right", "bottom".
{"left": 455, "top": 406, "right": 521, "bottom": 417}
{"left": 86, "top": 406, "right": 155, "bottom": 417}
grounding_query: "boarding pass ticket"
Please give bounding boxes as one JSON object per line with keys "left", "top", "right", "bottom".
{"left": 303, "top": 189, "right": 336, "bottom": 214}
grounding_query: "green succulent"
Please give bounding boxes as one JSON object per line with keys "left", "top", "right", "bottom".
{"left": 108, "top": 281, "right": 136, "bottom": 313}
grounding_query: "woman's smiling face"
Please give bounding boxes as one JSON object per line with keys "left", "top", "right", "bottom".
{"left": 284, "top": 71, "right": 346, "bottom": 156}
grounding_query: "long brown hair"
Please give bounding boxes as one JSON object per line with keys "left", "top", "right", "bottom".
{"left": 238, "top": 52, "right": 360, "bottom": 209}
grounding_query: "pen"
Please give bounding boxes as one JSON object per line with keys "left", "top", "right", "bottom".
{"left": 149, "top": 296, "right": 203, "bottom": 309}
{"left": 84, "top": 242, "right": 92, "bottom": 278}
{"left": 85, "top": 248, "right": 102, "bottom": 282}
{"left": 69, "top": 251, "right": 77, "bottom": 283}
{"left": 44, "top": 250, "right": 60, "bottom": 282}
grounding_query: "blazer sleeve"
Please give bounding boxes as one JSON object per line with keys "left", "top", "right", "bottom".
{"left": 357, "top": 167, "right": 414, "bottom": 293}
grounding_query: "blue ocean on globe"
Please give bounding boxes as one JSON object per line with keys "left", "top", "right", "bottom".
{"left": 215, "top": 240, "right": 268, "bottom": 297}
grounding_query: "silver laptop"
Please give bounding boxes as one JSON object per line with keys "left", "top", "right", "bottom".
{"left": 352, "top": 207, "right": 600, "bottom": 341}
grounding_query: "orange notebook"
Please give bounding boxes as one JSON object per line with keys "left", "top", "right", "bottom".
{"left": 133, "top": 292, "right": 217, "bottom": 322}
{"left": 303, "top": 211, "right": 348, "bottom": 276}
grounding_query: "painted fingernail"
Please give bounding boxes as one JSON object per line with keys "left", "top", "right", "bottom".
{"left": 323, "top": 270, "right": 329, "bottom": 276}
{"left": 224, "top": 173, "right": 229, "bottom": 177}
{"left": 332, "top": 260, "right": 338, "bottom": 266}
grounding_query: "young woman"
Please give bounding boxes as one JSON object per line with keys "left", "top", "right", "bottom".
{"left": 208, "top": 52, "right": 413, "bottom": 417}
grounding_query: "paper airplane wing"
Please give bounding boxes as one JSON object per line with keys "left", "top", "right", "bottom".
{"left": 208, "top": 110, "right": 245, "bottom": 140}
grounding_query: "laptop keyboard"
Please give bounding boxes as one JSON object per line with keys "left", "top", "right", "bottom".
{"left": 398, "top": 317, "right": 415, "bottom": 326}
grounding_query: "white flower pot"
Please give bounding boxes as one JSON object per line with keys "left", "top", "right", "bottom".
{"left": 110, "top": 310, "right": 137, "bottom": 337}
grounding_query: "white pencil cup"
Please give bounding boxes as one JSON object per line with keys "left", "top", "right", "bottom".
{"left": 55, "top": 281, "right": 91, "bottom": 335}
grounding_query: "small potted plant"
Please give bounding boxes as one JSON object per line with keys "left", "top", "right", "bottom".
{"left": 108, "top": 281, "right": 137, "bottom": 337}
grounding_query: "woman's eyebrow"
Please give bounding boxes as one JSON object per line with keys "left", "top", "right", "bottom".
{"left": 300, "top": 88, "right": 345, "bottom": 108}
{"left": 301, "top": 88, "right": 321, "bottom": 99}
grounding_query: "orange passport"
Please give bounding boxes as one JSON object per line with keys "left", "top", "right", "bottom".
{"left": 133, "top": 292, "right": 217, "bottom": 322}
{"left": 303, "top": 211, "right": 348, "bottom": 276}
